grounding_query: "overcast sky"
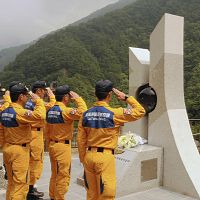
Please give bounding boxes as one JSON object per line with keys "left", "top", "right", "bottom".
{"left": 0, "top": 0, "right": 118, "bottom": 50}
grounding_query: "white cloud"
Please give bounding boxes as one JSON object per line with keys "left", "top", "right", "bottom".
{"left": 0, "top": 0, "right": 118, "bottom": 50}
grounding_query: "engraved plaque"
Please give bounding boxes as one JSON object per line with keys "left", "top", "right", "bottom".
{"left": 141, "top": 158, "right": 157, "bottom": 182}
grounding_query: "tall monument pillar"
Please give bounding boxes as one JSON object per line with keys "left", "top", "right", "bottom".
{"left": 123, "top": 47, "right": 150, "bottom": 139}
{"left": 149, "top": 13, "right": 200, "bottom": 197}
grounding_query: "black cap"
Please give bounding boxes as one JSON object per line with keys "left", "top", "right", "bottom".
{"left": 10, "top": 83, "right": 28, "bottom": 95}
{"left": 55, "top": 85, "right": 70, "bottom": 96}
{"left": 95, "top": 80, "right": 113, "bottom": 93}
{"left": 32, "top": 81, "right": 47, "bottom": 92}
{"left": 9, "top": 81, "right": 21, "bottom": 90}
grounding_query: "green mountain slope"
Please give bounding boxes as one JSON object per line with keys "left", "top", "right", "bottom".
{"left": 0, "top": 43, "right": 33, "bottom": 71}
{"left": 1, "top": 0, "right": 200, "bottom": 114}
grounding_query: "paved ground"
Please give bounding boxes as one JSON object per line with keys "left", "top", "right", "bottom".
{"left": 0, "top": 154, "right": 198, "bottom": 200}
{"left": 0, "top": 154, "right": 86, "bottom": 200}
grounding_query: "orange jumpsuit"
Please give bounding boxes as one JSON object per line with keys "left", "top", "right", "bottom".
{"left": 1, "top": 99, "right": 45, "bottom": 200}
{"left": 46, "top": 97, "right": 87, "bottom": 200}
{"left": 25, "top": 96, "right": 55, "bottom": 186}
{"left": 0, "top": 95, "right": 13, "bottom": 181}
{"left": 77, "top": 96, "right": 145, "bottom": 200}
{"left": 0, "top": 95, "right": 16, "bottom": 147}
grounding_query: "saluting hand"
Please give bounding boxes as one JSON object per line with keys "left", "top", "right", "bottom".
{"left": 46, "top": 87, "right": 55, "bottom": 98}
{"left": 4, "top": 90, "right": 10, "bottom": 97}
{"left": 29, "top": 92, "right": 40, "bottom": 100}
{"left": 69, "top": 91, "right": 79, "bottom": 100}
{"left": 112, "top": 88, "right": 126, "bottom": 101}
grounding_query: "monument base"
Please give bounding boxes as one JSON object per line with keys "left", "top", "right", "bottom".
{"left": 116, "top": 144, "right": 163, "bottom": 197}
{"left": 77, "top": 144, "right": 163, "bottom": 197}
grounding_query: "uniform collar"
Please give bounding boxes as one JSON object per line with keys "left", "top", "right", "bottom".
{"left": 55, "top": 101, "right": 66, "bottom": 107}
{"left": 94, "top": 101, "right": 109, "bottom": 107}
{"left": 11, "top": 102, "right": 23, "bottom": 109}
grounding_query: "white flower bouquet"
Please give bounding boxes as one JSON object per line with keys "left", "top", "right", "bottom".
{"left": 118, "top": 131, "right": 147, "bottom": 149}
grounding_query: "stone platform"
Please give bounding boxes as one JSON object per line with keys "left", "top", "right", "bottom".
{"left": 0, "top": 153, "right": 197, "bottom": 200}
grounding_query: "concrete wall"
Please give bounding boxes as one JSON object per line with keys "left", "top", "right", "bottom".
{"left": 149, "top": 13, "right": 200, "bottom": 198}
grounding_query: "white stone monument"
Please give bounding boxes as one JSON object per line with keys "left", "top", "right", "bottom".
{"left": 149, "top": 13, "right": 200, "bottom": 198}
{"left": 122, "top": 13, "right": 200, "bottom": 199}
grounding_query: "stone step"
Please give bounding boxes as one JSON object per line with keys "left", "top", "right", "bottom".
{"left": 117, "top": 188, "right": 197, "bottom": 200}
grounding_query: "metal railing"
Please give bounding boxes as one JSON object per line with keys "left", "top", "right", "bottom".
{"left": 189, "top": 119, "right": 200, "bottom": 142}
{"left": 72, "top": 129, "right": 78, "bottom": 148}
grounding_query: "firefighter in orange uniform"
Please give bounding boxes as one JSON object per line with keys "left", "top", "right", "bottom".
{"left": 1, "top": 84, "right": 18, "bottom": 181}
{"left": 0, "top": 96, "right": 5, "bottom": 149}
{"left": 0, "top": 87, "right": 6, "bottom": 148}
{"left": 0, "top": 82, "right": 22, "bottom": 147}
{"left": 77, "top": 80, "right": 146, "bottom": 200}
{"left": 0, "top": 108, "right": 3, "bottom": 175}
{"left": 25, "top": 81, "right": 56, "bottom": 199}
{"left": 46, "top": 85, "right": 87, "bottom": 200}
{"left": 1, "top": 83, "right": 46, "bottom": 200}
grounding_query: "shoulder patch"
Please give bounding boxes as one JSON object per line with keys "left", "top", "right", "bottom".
{"left": 124, "top": 108, "right": 132, "bottom": 115}
{"left": 25, "top": 110, "right": 33, "bottom": 117}
{"left": 70, "top": 108, "right": 77, "bottom": 115}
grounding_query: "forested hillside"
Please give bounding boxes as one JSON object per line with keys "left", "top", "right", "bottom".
{"left": 0, "top": 43, "right": 33, "bottom": 71}
{"left": 1, "top": 0, "right": 200, "bottom": 115}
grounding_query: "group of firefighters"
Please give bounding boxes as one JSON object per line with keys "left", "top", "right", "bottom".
{"left": 0, "top": 79, "right": 145, "bottom": 200}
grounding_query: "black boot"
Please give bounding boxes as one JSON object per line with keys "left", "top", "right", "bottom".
{"left": 3, "top": 164, "right": 7, "bottom": 180}
{"left": 27, "top": 193, "right": 43, "bottom": 200}
{"left": 32, "top": 187, "right": 44, "bottom": 197}
{"left": 27, "top": 185, "right": 44, "bottom": 199}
